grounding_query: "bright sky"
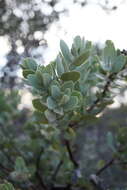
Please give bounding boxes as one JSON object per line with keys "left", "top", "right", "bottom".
{"left": 43, "top": 0, "right": 127, "bottom": 64}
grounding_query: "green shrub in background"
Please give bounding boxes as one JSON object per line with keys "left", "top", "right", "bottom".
{"left": 1, "top": 36, "right": 127, "bottom": 189}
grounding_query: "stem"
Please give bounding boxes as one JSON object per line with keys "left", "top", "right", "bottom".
{"left": 90, "top": 158, "right": 115, "bottom": 190}
{"left": 51, "top": 160, "right": 63, "bottom": 183}
{"left": 96, "top": 158, "right": 115, "bottom": 176}
{"left": 87, "top": 73, "right": 115, "bottom": 112}
{"left": 35, "top": 147, "right": 48, "bottom": 190}
{"left": 64, "top": 140, "right": 79, "bottom": 168}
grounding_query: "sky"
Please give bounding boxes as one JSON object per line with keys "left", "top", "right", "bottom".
{"left": 43, "top": 0, "right": 127, "bottom": 64}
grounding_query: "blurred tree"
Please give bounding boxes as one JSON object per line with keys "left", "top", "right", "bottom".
{"left": 0, "top": 0, "right": 66, "bottom": 89}
{"left": 75, "top": 0, "right": 125, "bottom": 11}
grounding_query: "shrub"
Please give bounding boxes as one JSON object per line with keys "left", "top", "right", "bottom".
{"left": 1, "top": 36, "right": 127, "bottom": 190}
{"left": 21, "top": 36, "right": 127, "bottom": 190}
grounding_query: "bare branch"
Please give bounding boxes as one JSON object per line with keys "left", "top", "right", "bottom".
{"left": 96, "top": 158, "right": 114, "bottom": 176}
{"left": 64, "top": 140, "right": 79, "bottom": 168}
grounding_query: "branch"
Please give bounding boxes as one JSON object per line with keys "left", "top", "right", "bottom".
{"left": 35, "top": 147, "right": 48, "bottom": 190}
{"left": 89, "top": 158, "right": 115, "bottom": 190}
{"left": 51, "top": 160, "right": 63, "bottom": 183}
{"left": 64, "top": 140, "right": 79, "bottom": 168}
{"left": 87, "top": 73, "right": 115, "bottom": 112}
{"left": 96, "top": 158, "right": 114, "bottom": 176}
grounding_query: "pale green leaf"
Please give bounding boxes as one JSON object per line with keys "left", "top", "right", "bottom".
{"left": 44, "top": 110, "right": 56, "bottom": 122}
{"left": 51, "top": 85, "right": 61, "bottom": 99}
{"left": 60, "top": 40, "right": 72, "bottom": 62}
{"left": 56, "top": 55, "right": 65, "bottom": 76}
{"left": 63, "top": 96, "right": 78, "bottom": 111}
{"left": 47, "top": 96, "right": 57, "bottom": 109}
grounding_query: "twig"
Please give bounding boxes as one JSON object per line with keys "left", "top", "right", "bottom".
{"left": 51, "top": 160, "right": 63, "bottom": 183}
{"left": 64, "top": 140, "right": 79, "bottom": 168}
{"left": 35, "top": 147, "right": 48, "bottom": 190}
{"left": 96, "top": 158, "right": 115, "bottom": 176}
{"left": 87, "top": 73, "right": 115, "bottom": 112}
{"left": 89, "top": 158, "right": 115, "bottom": 190}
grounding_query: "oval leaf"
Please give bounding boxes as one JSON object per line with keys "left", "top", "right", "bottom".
{"left": 61, "top": 71, "right": 80, "bottom": 82}
{"left": 32, "top": 99, "right": 47, "bottom": 112}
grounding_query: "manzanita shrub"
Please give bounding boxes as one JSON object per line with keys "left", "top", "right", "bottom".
{"left": 20, "top": 36, "right": 127, "bottom": 190}
{"left": 2, "top": 36, "right": 127, "bottom": 190}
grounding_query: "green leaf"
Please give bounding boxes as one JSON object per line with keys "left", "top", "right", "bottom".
{"left": 27, "top": 74, "right": 43, "bottom": 89}
{"left": 15, "top": 157, "right": 28, "bottom": 173}
{"left": 36, "top": 70, "right": 43, "bottom": 83}
{"left": 51, "top": 85, "right": 61, "bottom": 99}
{"left": 61, "top": 71, "right": 80, "bottom": 82}
{"left": 44, "top": 110, "right": 56, "bottom": 122}
{"left": 112, "top": 55, "right": 126, "bottom": 73}
{"left": 27, "top": 74, "right": 39, "bottom": 88}
{"left": 32, "top": 99, "right": 47, "bottom": 112}
{"left": 44, "top": 63, "right": 53, "bottom": 75}
{"left": 107, "top": 132, "right": 116, "bottom": 152}
{"left": 63, "top": 96, "right": 78, "bottom": 111}
{"left": 56, "top": 55, "right": 65, "bottom": 76}
{"left": 74, "top": 36, "right": 82, "bottom": 49}
{"left": 34, "top": 111, "right": 48, "bottom": 124}
{"left": 59, "top": 94, "right": 70, "bottom": 105}
{"left": 21, "top": 58, "right": 37, "bottom": 71}
{"left": 47, "top": 96, "right": 57, "bottom": 109}
{"left": 54, "top": 107, "right": 64, "bottom": 115}
{"left": 102, "top": 40, "right": 116, "bottom": 72}
{"left": 51, "top": 80, "right": 60, "bottom": 87}
{"left": 68, "top": 127, "right": 76, "bottom": 138}
{"left": 64, "top": 88, "right": 71, "bottom": 96}
{"left": 97, "top": 160, "right": 106, "bottom": 170}
{"left": 60, "top": 40, "right": 72, "bottom": 62}
{"left": 71, "top": 90, "right": 83, "bottom": 103}
{"left": 23, "top": 69, "right": 35, "bottom": 78}
{"left": 42, "top": 73, "right": 52, "bottom": 87}
{"left": 0, "top": 182, "right": 15, "bottom": 190}
{"left": 73, "top": 51, "right": 90, "bottom": 66}
{"left": 61, "top": 81, "right": 74, "bottom": 91}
